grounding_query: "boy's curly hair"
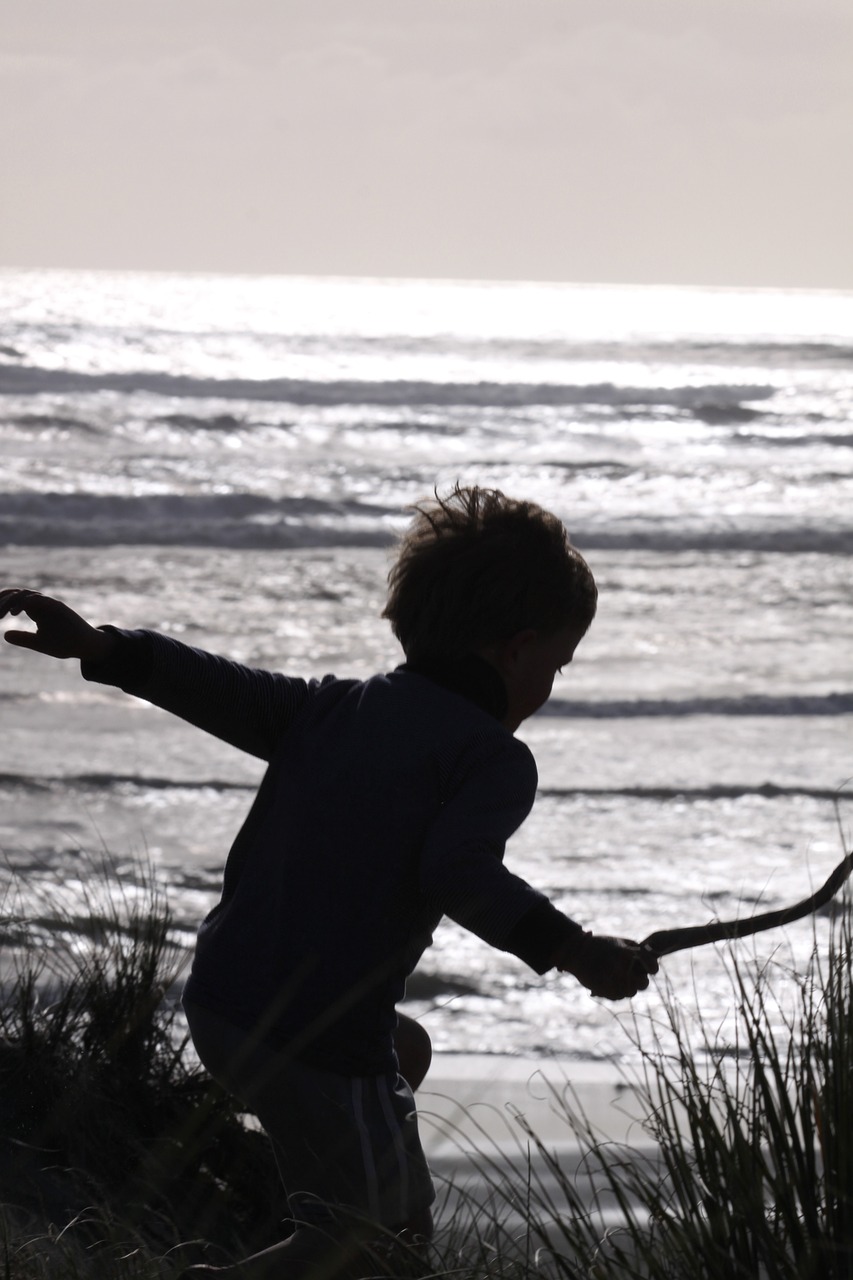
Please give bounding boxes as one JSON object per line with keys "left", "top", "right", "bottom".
{"left": 383, "top": 485, "right": 597, "bottom": 663}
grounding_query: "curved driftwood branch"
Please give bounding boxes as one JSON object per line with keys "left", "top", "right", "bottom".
{"left": 642, "top": 847, "right": 853, "bottom": 958}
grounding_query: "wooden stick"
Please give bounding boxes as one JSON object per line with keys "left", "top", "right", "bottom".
{"left": 642, "top": 848, "right": 853, "bottom": 958}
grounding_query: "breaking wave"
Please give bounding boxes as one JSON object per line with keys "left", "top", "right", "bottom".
{"left": 0, "top": 773, "right": 844, "bottom": 802}
{"left": 542, "top": 693, "right": 853, "bottom": 718}
{"left": 2, "top": 488, "right": 849, "bottom": 552}
{"left": 0, "top": 362, "right": 777, "bottom": 416}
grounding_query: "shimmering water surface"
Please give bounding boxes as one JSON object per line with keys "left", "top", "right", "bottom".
{"left": 1, "top": 270, "right": 851, "bottom": 1062}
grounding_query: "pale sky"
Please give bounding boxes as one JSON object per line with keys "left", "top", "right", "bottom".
{"left": 3, "top": 0, "right": 852, "bottom": 288}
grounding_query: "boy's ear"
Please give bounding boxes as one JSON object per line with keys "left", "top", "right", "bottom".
{"left": 484, "top": 629, "right": 538, "bottom": 672}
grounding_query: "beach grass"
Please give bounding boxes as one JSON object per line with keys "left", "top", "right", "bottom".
{"left": 0, "top": 860, "right": 285, "bottom": 1275}
{"left": 0, "top": 853, "right": 851, "bottom": 1278}
{"left": 455, "top": 919, "right": 853, "bottom": 1279}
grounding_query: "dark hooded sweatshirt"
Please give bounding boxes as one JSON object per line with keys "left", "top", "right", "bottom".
{"left": 83, "top": 630, "right": 582, "bottom": 1075}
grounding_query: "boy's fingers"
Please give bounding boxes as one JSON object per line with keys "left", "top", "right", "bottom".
{"left": 0, "top": 589, "right": 22, "bottom": 617}
{"left": 0, "top": 588, "right": 42, "bottom": 618}
{"left": 604, "top": 944, "right": 657, "bottom": 999}
{"left": 617, "top": 938, "right": 659, "bottom": 976}
{"left": 637, "top": 949, "right": 659, "bottom": 975}
{"left": 4, "top": 629, "right": 42, "bottom": 650}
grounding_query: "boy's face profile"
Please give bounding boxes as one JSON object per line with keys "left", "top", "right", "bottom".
{"left": 481, "top": 621, "right": 585, "bottom": 733}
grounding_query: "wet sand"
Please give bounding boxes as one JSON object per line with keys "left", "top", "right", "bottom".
{"left": 418, "top": 1053, "right": 659, "bottom": 1255}
{"left": 420, "top": 1053, "right": 649, "bottom": 1154}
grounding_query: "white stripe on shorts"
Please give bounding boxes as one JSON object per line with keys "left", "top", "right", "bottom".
{"left": 351, "top": 1077, "right": 381, "bottom": 1222}
{"left": 377, "top": 1074, "right": 409, "bottom": 1225}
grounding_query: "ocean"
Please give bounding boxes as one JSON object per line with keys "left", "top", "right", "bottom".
{"left": 1, "top": 268, "right": 851, "bottom": 1065}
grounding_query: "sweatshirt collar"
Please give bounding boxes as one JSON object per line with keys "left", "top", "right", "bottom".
{"left": 398, "top": 654, "right": 508, "bottom": 722}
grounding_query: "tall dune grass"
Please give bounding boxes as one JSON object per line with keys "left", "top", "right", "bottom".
{"left": 0, "top": 859, "right": 283, "bottom": 1276}
{"left": 0, "top": 852, "right": 850, "bottom": 1278}
{"left": 422, "top": 891, "right": 853, "bottom": 1279}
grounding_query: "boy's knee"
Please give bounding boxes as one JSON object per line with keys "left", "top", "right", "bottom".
{"left": 393, "top": 1014, "right": 432, "bottom": 1091}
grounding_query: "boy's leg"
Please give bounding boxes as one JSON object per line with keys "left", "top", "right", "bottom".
{"left": 183, "top": 1000, "right": 435, "bottom": 1270}
{"left": 390, "top": 1013, "right": 433, "bottom": 1240}
{"left": 392, "top": 1012, "right": 431, "bottom": 1092}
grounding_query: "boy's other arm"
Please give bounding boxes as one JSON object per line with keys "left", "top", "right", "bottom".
{"left": 421, "top": 738, "right": 658, "bottom": 1001}
{"left": 1, "top": 588, "right": 310, "bottom": 760}
{"left": 1, "top": 589, "right": 116, "bottom": 662}
{"left": 552, "top": 932, "right": 658, "bottom": 1001}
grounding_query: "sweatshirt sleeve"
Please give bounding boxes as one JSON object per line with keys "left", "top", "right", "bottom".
{"left": 81, "top": 627, "right": 316, "bottom": 761}
{"left": 419, "top": 736, "right": 584, "bottom": 974}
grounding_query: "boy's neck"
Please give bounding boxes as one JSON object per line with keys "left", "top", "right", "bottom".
{"left": 399, "top": 654, "right": 509, "bottom": 723}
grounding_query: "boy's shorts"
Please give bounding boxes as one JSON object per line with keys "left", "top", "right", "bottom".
{"left": 183, "top": 998, "right": 435, "bottom": 1229}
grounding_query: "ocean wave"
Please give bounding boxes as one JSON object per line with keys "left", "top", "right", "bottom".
{"left": 576, "top": 526, "right": 853, "bottom": 554}
{"left": 1, "top": 489, "right": 850, "bottom": 553}
{"left": 538, "top": 782, "right": 848, "bottom": 801}
{"left": 0, "top": 772, "right": 843, "bottom": 804}
{"left": 734, "top": 430, "right": 853, "bottom": 449}
{"left": 157, "top": 411, "right": 254, "bottom": 432}
{"left": 541, "top": 693, "right": 853, "bottom": 718}
{"left": 0, "top": 772, "right": 253, "bottom": 794}
{"left": 3, "top": 329, "right": 851, "bottom": 372}
{"left": 0, "top": 362, "right": 776, "bottom": 414}
{"left": 0, "top": 491, "right": 397, "bottom": 548}
{"left": 652, "top": 339, "right": 853, "bottom": 369}
{"left": 3, "top": 412, "right": 103, "bottom": 437}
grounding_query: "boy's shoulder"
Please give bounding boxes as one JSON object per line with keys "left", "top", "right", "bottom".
{"left": 304, "top": 666, "right": 522, "bottom": 748}
{"left": 293, "top": 668, "right": 538, "bottom": 803}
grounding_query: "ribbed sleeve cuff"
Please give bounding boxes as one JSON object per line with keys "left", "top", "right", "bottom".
{"left": 504, "top": 899, "right": 585, "bottom": 975}
{"left": 80, "top": 627, "right": 155, "bottom": 693}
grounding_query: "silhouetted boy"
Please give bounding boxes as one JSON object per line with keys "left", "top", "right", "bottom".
{"left": 1, "top": 485, "right": 657, "bottom": 1278}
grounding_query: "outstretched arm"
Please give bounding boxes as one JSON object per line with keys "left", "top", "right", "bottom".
{"left": 1, "top": 588, "right": 115, "bottom": 663}
{"left": 2, "top": 587, "right": 316, "bottom": 761}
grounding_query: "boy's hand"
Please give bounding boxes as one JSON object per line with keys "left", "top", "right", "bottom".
{"left": 554, "top": 932, "right": 658, "bottom": 1000}
{"left": 0, "top": 589, "right": 116, "bottom": 663}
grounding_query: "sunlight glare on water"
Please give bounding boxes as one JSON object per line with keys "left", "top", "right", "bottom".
{"left": 1, "top": 268, "right": 851, "bottom": 1063}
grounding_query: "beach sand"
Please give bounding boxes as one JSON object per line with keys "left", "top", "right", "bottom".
{"left": 417, "top": 1054, "right": 658, "bottom": 1255}
{"left": 420, "top": 1053, "right": 648, "bottom": 1153}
